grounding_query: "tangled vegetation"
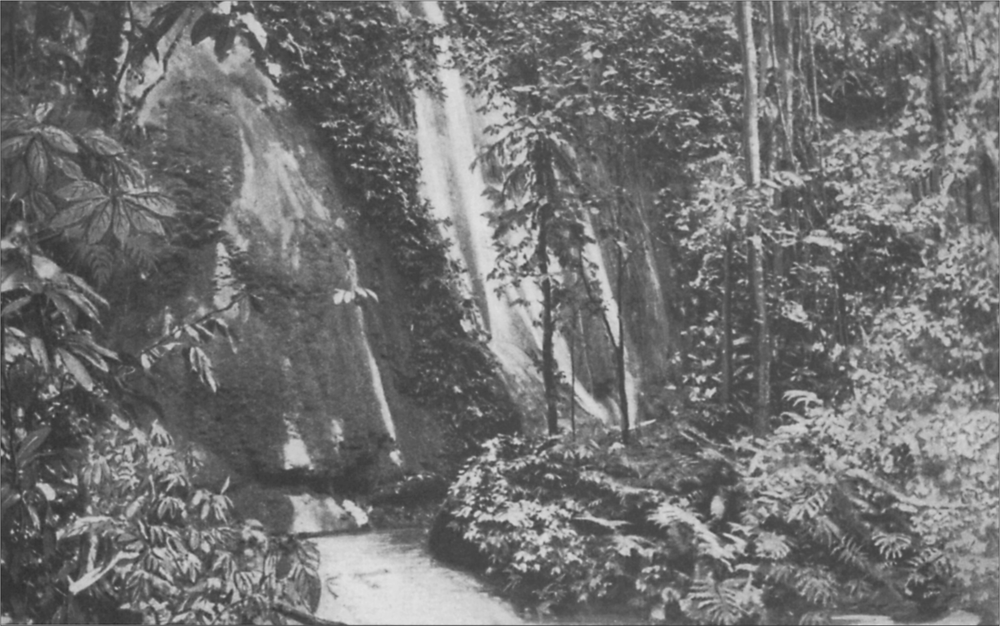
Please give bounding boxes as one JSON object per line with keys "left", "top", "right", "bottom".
{"left": 2, "top": 0, "right": 997, "bottom": 624}
{"left": 1, "top": 4, "right": 321, "bottom": 623}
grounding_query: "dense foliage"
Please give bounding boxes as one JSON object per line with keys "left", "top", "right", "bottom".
{"left": 254, "top": 1, "right": 521, "bottom": 456}
{"left": 1, "top": 4, "right": 319, "bottom": 623}
{"left": 2, "top": 0, "right": 997, "bottom": 624}
{"left": 434, "top": 0, "right": 998, "bottom": 623}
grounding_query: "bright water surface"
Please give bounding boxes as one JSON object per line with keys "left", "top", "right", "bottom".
{"left": 313, "top": 529, "right": 644, "bottom": 625}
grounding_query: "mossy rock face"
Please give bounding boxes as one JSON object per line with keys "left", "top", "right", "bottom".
{"left": 110, "top": 37, "right": 448, "bottom": 504}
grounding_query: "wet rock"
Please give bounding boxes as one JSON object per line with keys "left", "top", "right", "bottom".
{"left": 228, "top": 485, "right": 367, "bottom": 534}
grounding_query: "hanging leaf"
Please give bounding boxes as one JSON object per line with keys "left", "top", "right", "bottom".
{"left": 128, "top": 209, "right": 167, "bottom": 236}
{"left": 29, "top": 336, "right": 49, "bottom": 373}
{"left": 191, "top": 11, "right": 229, "bottom": 46}
{"left": 1, "top": 134, "right": 32, "bottom": 160}
{"left": 49, "top": 197, "right": 108, "bottom": 231}
{"left": 78, "top": 129, "right": 124, "bottom": 156}
{"left": 26, "top": 139, "right": 49, "bottom": 184}
{"left": 16, "top": 427, "right": 51, "bottom": 468}
{"left": 86, "top": 205, "right": 113, "bottom": 244}
{"left": 51, "top": 153, "right": 84, "bottom": 180}
{"left": 28, "top": 190, "right": 57, "bottom": 219}
{"left": 123, "top": 191, "right": 176, "bottom": 217}
{"left": 57, "top": 348, "right": 94, "bottom": 391}
{"left": 214, "top": 27, "right": 238, "bottom": 62}
{"left": 112, "top": 208, "right": 132, "bottom": 243}
{"left": 1, "top": 295, "right": 33, "bottom": 318}
{"left": 39, "top": 126, "right": 79, "bottom": 154}
{"left": 32, "top": 102, "right": 54, "bottom": 124}
{"left": 55, "top": 180, "right": 106, "bottom": 202}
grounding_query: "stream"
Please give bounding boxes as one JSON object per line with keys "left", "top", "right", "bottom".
{"left": 309, "top": 530, "right": 981, "bottom": 626}
{"left": 312, "top": 529, "right": 643, "bottom": 626}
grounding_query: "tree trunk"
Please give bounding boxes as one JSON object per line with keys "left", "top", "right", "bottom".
{"left": 720, "top": 229, "right": 733, "bottom": 407}
{"left": 773, "top": 0, "right": 796, "bottom": 167}
{"left": 535, "top": 145, "right": 560, "bottom": 436}
{"left": 616, "top": 243, "right": 630, "bottom": 444}
{"left": 738, "top": 1, "right": 770, "bottom": 436}
{"left": 82, "top": 1, "right": 127, "bottom": 124}
{"left": 569, "top": 312, "right": 576, "bottom": 439}
{"left": 927, "top": 1, "right": 948, "bottom": 193}
{"left": 539, "top": 209, "right": 558, "bottom": 436}
{"left": 739, "top": 2, "right": 762, "bottom": 184}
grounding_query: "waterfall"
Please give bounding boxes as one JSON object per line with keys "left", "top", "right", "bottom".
{"left": 413, "top": 0, "right": 643, "bottom": 429}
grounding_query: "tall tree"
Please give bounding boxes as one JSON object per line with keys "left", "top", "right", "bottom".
{"left": 737, "top": 0, "right": 770, "bottom": 436}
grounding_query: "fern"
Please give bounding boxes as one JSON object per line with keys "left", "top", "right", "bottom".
{"left": 793, "top": 567, "right": 839, "bottom": 607}
{"left": 683, "top": 574, "right": 760, "bottom": 625}
{"left": 754, "top": 530, "right": 792, "bottom": 560}
{"left": 650, "top": 500, "right": 738, "bottom": 565}
{"left": 872, "top": 531, "right": 911, "bottom": 562}
{"left": 787, "top": 486, "right": 830, "bottom": 522}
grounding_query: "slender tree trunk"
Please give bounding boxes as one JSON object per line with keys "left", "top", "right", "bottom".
{"left": 569, "top": 311, "right": 577, "bottom": 439}
{"left": 539, "top": 210, "right": 558, "bottom": 436}
{"left": 739, "top": 2, "right": 762, "bottom": 185}
{"left": 720, "top": 229, "right": 733, "bottom": 407}
{"left": 773, "top": 0, "right": 796, "bottom": 167}
{"left": 927, "top": 1, "right": 948, "bottom": 194}
{"left": 807, "top": 1, "right": 824, "bottom": 176}
{"left": 535, "top": 145, "right": 560, "bottom": 436}
{"left": 738, "top": 1, "right": 770, "bottom": 436}
{"left": 616, "top": 243, "right": 629, "bottom": 444}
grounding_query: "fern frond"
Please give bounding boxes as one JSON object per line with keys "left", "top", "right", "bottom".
{"left": 754, "top": 531, "right": 792, "bottom": 560}
{"left": 684, "top": 574, "right": 748, "bottom": 625}
{"left": 650, "top": 501, "right": 736, "bottom": 564}
{"left": 788, "top": 486, "right": 830, "bottom": 522}
{"left": 792, "top": 566, "right": 840, "bottom": 607}
{"left": 834, "top": 535, "right": 870, "bottom": 571}
{"left": 807, "top": 513, "right": 843, "bottom": 547}
{"left": 872, "top": 531, "right": 911, "bottom": 562}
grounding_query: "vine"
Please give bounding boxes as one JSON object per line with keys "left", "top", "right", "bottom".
{"left": 254, "top": 2, "right": 520, "bottom": 460}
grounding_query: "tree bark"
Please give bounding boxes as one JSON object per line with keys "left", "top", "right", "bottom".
{"left": 927, "top": 1, "right": 948, "bottom": 193}
{"left": 720, "top": 229, "right": 733, "bottom": 407}
{"left": 773, "top": 0, "right": 796, "bottom": 167}
{"left": 616, "top": 243, "right": 629, "bottom": 444}
{"left": 738, "top": 0, "right": 770, "bottom": 436}
{"left": 535, "top": 143, "right": 560, "bottom": 436}
{"left": 739, "top": 2, "right": 762, "bottom": 184}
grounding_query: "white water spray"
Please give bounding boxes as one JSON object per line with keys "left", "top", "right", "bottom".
{"left": 412, "top": 0, "right": 647, "bottom": 428}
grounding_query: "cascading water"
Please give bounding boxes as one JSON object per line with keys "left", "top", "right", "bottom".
{"left": 412, "top": 0, "right": 639, "bottom": 430}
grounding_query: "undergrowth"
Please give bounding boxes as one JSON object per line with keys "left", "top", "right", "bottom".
{"left": 435, "top": 409, "right": 993, "bottom": 625}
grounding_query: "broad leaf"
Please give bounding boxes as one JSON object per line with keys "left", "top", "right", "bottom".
{"left": 191, "top": 12, "right": 229, "bottom": 46}
{"left": 39, "top": 126, "right": 78, "bottom": 154}
{"left": 26, "top": 139, "right": 49, "bottom": 184}
{"left": 51, "top": 153, "right": 84, "bottom": 180}
{"left": 1, "top": 134, "right": 31, "bottom": 160}
{"left": 57, "top": 348, "right": 94, "bottom": 391}
{"left": 79, "top": 129, "right": 124, "bottom": 156}
{"left": 49, "top": 198, "right": 109, "bottom": 230}
{"left": 55, "top": 180, "right": 106, "bottom": 202}
{"left": 86, "top": 205, "right": 113, "bottom": 244}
